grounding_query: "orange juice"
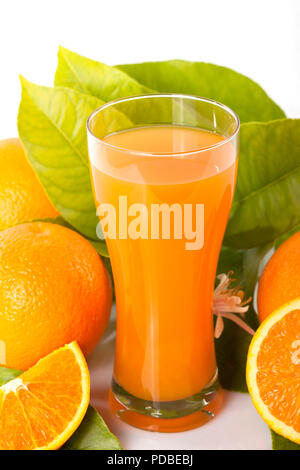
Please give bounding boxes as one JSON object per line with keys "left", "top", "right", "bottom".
{"left": 89, "top": 125, "right": 237, "bottom": 405}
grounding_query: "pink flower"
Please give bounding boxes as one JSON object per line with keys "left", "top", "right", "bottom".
{"left": 213, "top": 272, "right": 255, "bottom": 339}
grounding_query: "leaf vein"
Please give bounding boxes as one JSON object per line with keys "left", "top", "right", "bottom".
{"left": 235, "top": 165, "right": 300, "bottom": 206}
{"left": 59, "top": 49, "right": 90, "bottom": 95}
{"left": 23, "top": 86, "right": 88, "bottom": 169}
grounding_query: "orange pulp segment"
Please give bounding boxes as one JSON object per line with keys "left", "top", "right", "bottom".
{"left": 247, "top": 298, "right": 300, "bottom": 443}
{"left": 0, "top": 341, "right": 90, "bottom": 450}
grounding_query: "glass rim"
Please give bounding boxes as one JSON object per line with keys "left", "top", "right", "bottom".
{"left": 86, "top": 93, "right": 240, "bottom": 157}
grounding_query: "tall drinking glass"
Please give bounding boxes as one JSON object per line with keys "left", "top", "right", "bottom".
{"left": 87, "top": 94, "right": 239, "bottom": 432}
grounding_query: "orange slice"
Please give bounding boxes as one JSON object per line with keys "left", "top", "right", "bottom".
{"left": 0, "top": 342, "right": 90, "bottom": 450}
{"left": 246, "top": 298, "right": 300, "bottom": 444}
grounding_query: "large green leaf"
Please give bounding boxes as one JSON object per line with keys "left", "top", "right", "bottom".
{"left": 17, "top": 77, "right": 101, "bottom": 239}
{"left": 54, "top": 49, "right": 174, "bottom": 125}
{"left": 118, "top": 60, "right": 285, "bottom": 123}
{"left": 54, "top": 51, "right": 284, "bottom": 124}
{"left": 62, "top": 406, "right": 122, "bottom": 450}
{"left": 55, "top": 47, "right": 149, "bottom": 101}
{"left": 225, "top": 119, "right": 300, "bottom": 249}
{"left": 271, "top": 430, "right": 300, "bottom": 450}
{"left": 0, "top": 367, "right": 122, "bottom": 450}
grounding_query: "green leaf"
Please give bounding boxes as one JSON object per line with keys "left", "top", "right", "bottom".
{"left": 55, "top": 47, "right": 149, "bottom": 101}
{"left": 0, "top": 367, "right": 121, "bottom": 450}
{"left": 55, "top": 51, "right": 284, "bottom": 125}
{"left": 62, "top": 405, "right": 122, "bottom": 450}
{"left": 0, "top": 366, "right": 22, "bottom": 386}
{"left": 54, "top": 48, "right": 170, "bottom": 125}
{"left": 17, "top": 77, "right": 102, "bottom": 240}
{"left": 225, "top": 119, "right": 300, "bottom": 249}
{"left": 89, "top": 239, "right": 109, "bottom": 258}
{"left": 216, "top": 246, "right": 244, "bottom": 285}
{"left": 215, "top": 245, "right": 269, "bottom": 392}
{"left": 117, "top": 60, "right": 285, "bottom": 123}
{"left": 271, "top": 430, "right": 300, "bottom": 450}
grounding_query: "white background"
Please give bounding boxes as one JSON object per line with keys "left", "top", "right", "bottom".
{"left": 0, "top": 0, "right": 299, "bottom": 141}
{"left": 1, "top": 0, "right": 299, "bottom": 450}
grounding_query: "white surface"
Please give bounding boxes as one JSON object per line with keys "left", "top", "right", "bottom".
{"left": 0, "top": 0, "right": 299, "bottom": 141}
{"left": 88, "top": 310, "right": 271, "bottom": 450}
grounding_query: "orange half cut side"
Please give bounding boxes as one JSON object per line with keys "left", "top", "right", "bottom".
{"left": 247, "top": 298, "right": 300, "bottom": 444}
{"left": 0, "top": 341, "right": 90, "bottom": 450}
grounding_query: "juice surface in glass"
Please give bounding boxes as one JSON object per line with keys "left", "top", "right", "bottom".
{"left": 89, "top": 125, "right": 237, "bottom": 403}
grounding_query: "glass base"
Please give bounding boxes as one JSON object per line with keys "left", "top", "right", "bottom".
{"left": 109, "top": 371, "right": 222, "bottom": 432}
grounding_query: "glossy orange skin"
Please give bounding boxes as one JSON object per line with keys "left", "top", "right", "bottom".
{"left": 0, "top": 222, "right": 112, "bottom": 370}
{"left": 258, "top": 231, "right": 300, "bottom": 322}
{"left": 0, "top": 138, "right": 58, "bottom": 230}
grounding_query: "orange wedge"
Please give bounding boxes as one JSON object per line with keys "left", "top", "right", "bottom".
{"left": 0, "top": 342, "right": 90, "bottom": 450}
{"left": 246, "top": 298, "right": 300, "bottom": 444}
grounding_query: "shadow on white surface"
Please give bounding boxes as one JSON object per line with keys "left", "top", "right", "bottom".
{"left": 88, "top": 311, "right": 271, "bottom": 450}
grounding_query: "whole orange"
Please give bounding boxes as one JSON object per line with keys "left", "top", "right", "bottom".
{"left": 0, "top": 222, "right": 112, "bottom": 370}
{"left": 0, "top": 138, "right": 58, "bottom": 230}
{"left": 257, "top": 231, "right": 300, "bottom": 323}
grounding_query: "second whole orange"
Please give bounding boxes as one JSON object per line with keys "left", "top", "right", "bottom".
{"left": 257, "top": 231, "right": 300, "bottom": 323}
{"left": 0, "top": 138, "right": 58, "bottom": 230}
{"left": 0, "top": 222, "right": 112, "bottom": 370}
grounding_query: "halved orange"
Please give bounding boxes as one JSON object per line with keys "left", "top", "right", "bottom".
{"left": 247, "top": 298, "right": 300, "bottom": 444}
{"left": 0, "top": 342, "right": 90, "bottom": 450}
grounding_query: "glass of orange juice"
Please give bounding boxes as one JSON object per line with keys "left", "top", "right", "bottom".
{"left": 87, "top": 94, "right": 239, "bottom": 432}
